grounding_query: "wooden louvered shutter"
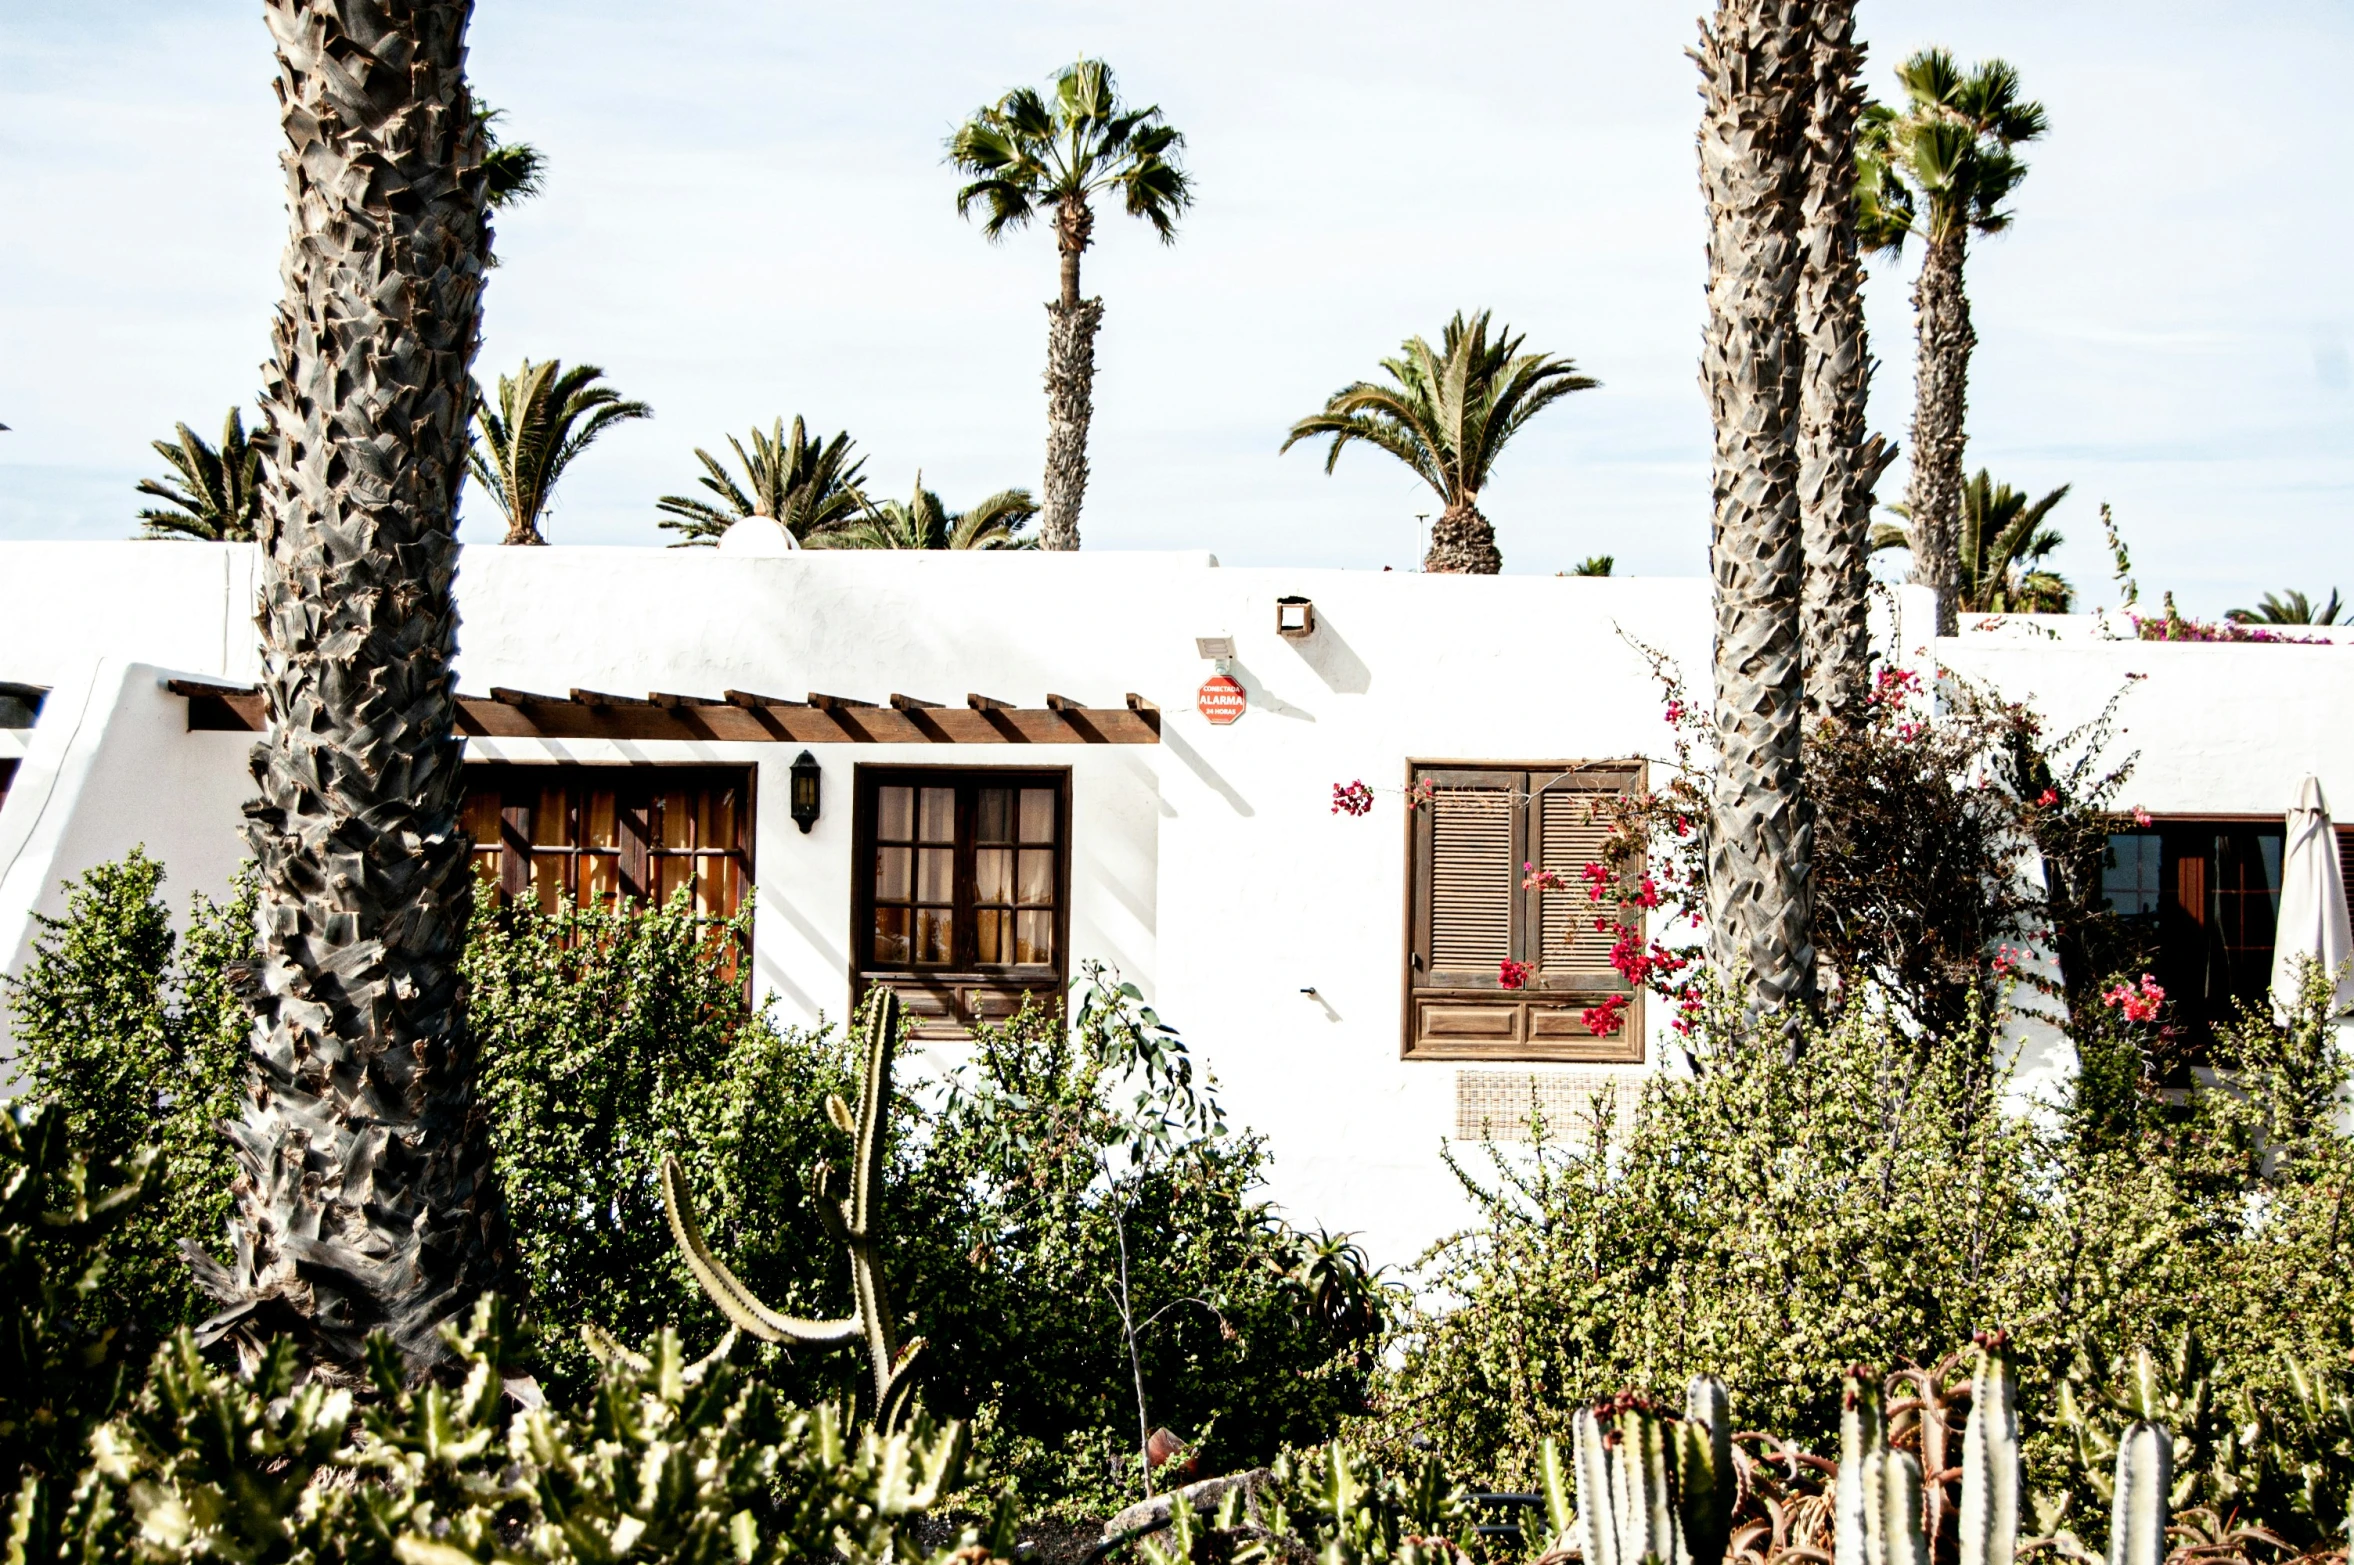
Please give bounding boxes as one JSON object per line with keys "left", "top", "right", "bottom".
{"left": 1412, "top": 770, "right": 1523, "bottom": 991}
{"left": 2339, "top": 828, "right": 2354, "bottom": 930}
{"left": 1529, "top": 769, "right": 1635, "bottom": 993}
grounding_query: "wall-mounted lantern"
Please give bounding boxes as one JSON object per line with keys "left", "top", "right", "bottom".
{"left": 1275, "top": 596, "right": 1315, "bottom": 639}
{"left": 789, "top": 749, "right": 821, "bottom": 833}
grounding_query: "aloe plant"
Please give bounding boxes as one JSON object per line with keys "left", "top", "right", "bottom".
{"left": 662, "top": 990, "right": 923, "bottom": 1426}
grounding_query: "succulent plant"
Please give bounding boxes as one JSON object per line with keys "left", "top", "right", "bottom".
{"left": 662, "top": 989, "right": 924, "bottom": 1426}
{"left": 2108, "top": 1421, "right": 2172, "bottom": 1565}
{"left": 1958, "top": 1334, "right": 2022, "bottom": 1565}
{"left": 1560, "top": 1378, "right": 1734, "bottom": 1565}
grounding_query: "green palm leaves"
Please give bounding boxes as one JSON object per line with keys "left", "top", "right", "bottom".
{"left": 1877, "top": 469, "right": 2072, "bottom": 613}
{"left": 2230, "top": 589, "right": 2345, "bottom": 626}
{"left": 136, "top": 409, "right": 261, "bottom": 541}
{"left": 468, "top": 358, "right": 651, "bottom": 546}
{"left": 811, "top": 478, "right": 1039, "bottom": 551}
{"left": 950, "top": 59, "right": 1192, "bottom": 268}
{"left": 1282, "top": 310, "right": 1596, "bottom": 573}
{"left": 656, "top": 417, "right": 871, "bottom": 546}
{"left": 1862, "top": 51, "right": 2049, "bottom": 253}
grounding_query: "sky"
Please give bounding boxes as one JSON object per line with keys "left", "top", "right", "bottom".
{"left": 2, "top": 2, "right": 2349, "bottom": 615}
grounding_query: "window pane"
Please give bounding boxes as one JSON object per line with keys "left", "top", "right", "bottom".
{"left": 873, "top": 906, "right": 910, "bottom": 965}
{"left": 583, "top": 789, "right": 619, "bottom": 849}
{"left": 976, "top": 909, "right": 1007, "bottom": 965}
{"left": 578, "top": 852, "right": 618, "bottom": 907}
{"left": 470, "top": 850, "right": 501, "bottom": 896}
{"left": 660, "top": 790, "right": 692, "bottom": 849}
{"left": 2102, "top": 833, "right": 2162, "bottom": 916}
{"left": 461, "top": 790, "right": 503, "bottom": 843}
{"left": 915, "top": 908, "right": 952, "bottom": 965}
{"left": 1019, "top": 788, "right": 1055, "bottom": 844}
{"left": 1016, "top": 910, "right": 1053, "bottom": 966}
{"left": 701, "top": 788, "right": 736, "bottom": 851}
{"left": 531, "top": 853, "right": 566, "bottom": 911}
{"left": 879, "top": 786, "right": 913, "bottom": 841}
{"left": 919, "top": 787, "right": 955, "bottom": 843}
{"left": 533, "top": 785, "right": 570, "bottom": 847}
{"left": 917, "top": 846, "right": 954, "bottom": 904}
{"left": 975, "top": 847, "right": 1012, "bottom": 904}
{"left": 876, "top": 846, "right": 912, "bottom": 902}
{"left": 657, "top": 854, "right": 692, "bottom": 908}
{"left": 1017, "top": 849, "right": 1054, "bottom": 906}
{"left": 977, "top": 788, "right": 1014, "bottom": 843}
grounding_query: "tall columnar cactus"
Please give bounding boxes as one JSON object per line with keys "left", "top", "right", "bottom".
{"left": 1562, "top": 1378, "right": 1734, "bottom": 1565}
{"left": 661, "top": 989, "right": 922, "bottom": 1426}
{"left": 1835, "top": 1370, "right": 1889, "bottom": 1565}
{"left": 1959, "top": 1334, "right": 2022, "bottom": 1565}
{"left": 2109, "top": 1422, "right": 2173, "bottom": 1565}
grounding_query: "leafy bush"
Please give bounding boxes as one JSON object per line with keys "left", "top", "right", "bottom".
{"left": 6, "top": 866, "right": 1373, "bottom": 1516}
{"left": 3, "top": 850, "right": 249, "bottom": 1339}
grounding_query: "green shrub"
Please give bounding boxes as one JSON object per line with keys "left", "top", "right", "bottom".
{"left": 3, "top": 850, "right": 248, "bottom": 1339}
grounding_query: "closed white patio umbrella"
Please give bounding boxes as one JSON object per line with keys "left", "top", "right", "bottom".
{"left": 2270, "top": 774, "right": 2354, "bottom": 1019}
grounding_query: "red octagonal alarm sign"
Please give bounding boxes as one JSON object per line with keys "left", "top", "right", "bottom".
{"left": 1198, "top": 673, "right": 1247, "bottom": 725}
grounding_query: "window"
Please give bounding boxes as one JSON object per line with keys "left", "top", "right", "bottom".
{"left": 2100, "top": 821, "right": 2285, "bottom": 1044}
{"left": 1403, "top": 762, "right": 1643, "bottom": 1062}
{"left": 458, "top": 765, "right": 752, "bottom": 921}
{"left": 854, "top": 767, "right": 1068, "bottom": 1036}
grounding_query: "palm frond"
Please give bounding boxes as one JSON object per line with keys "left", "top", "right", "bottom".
{"left": 951, "top": 59, "right": 1192, "bottom": 249}
{"left": 469, "top": 358, "right": 650, "bottom": 543}
{"left": 139, "top": 408, "right": 262, "bottom": 541}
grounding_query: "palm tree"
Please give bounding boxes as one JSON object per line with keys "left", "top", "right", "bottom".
{"left": 655, "top": 417, "right": 870, "bottom": 546}
{"left": 1861, "top": 49, "right": 2048, "bottom": 633}
{"left": 1795, "top": 0, "right": 1897, "bottom": 718}
{"left": 1696, "top": 0, "right": 1815, "bottom": 1014}
{"left": 1875, "top": 470, "right": 2072, "bottom": 613}
{"left": 197, "top": 0, "right": 506, "bottom": 1375}
{"left": 950, "top": 59, "right": 1192, "bottom": 552}
{"left": 2230, "top": 589, "right": 2345, "bottom": 626}
{"left": 1571, "top": 555, "right": 1614, "bottom": 577}
{"left": 1281, "top": 311, "right": 1596, "bottom": 574}
{"left": 809, "top": 478, "right": 1039, "bottom": 551}
{"left": 136, "top": 409, "right": 262, "bottom": 540}
{"left": 468, "top": 358, "right": 650, "bottom": 545}
{"left": 474, "top": 96, "right": 546, "bottom": 209}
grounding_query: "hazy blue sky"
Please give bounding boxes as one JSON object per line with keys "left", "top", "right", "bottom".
{"left": 3, "top": 2, "right": 2348, "bottom": 613}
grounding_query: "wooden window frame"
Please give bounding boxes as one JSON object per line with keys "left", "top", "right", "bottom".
{"left": 460, "top": 763, "right": 755, "bottom": 923}
{"left": 2101, "top": 817, "right": 2289, "bottom": 1050}
{"left": 1400, "top": 759, "right": 1646, "bottom": 1063}
{"left": 851, "top": 764, "right": 1072, "bottom": 1039}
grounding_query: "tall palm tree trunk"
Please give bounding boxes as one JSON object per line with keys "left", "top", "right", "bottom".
{"left": 1906, "top": 231, "right": 1973, "bottom": 634}
{"left": 1040, "top": 194, "right": 1100, "bottom": 552}
{"left": 1795, "top": 0, "right": 1891, "bottom": 719}
{"left": 195, "top": 0, "right": 506, "bottom": 1374}
{"left": 1696, "top": 0, "right": 1816, "bottom": 1015}
{"left": 1424, "top": 500, "right": 1501, "bottom": 574}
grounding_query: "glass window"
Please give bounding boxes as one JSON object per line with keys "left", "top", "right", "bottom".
{"left": 458, "top": 766, "right": 752, "bottom": 931}
{"left": 2102, "top": 832, "right": 2162, "bottom": 917}
{"left": 858, "top": 769, "right": 1065, "bottom": 979}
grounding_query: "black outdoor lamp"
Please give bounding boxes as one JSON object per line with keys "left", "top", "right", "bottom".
{"left": 789, "top": 750, "right": 821, "bottom": 833}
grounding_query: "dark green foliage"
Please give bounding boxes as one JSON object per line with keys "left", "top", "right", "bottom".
{"left": 462, "top": 893, "right": 854, "bottom": 1403}
{"left": 906, "top": 985, "right": 1383, "bottom": 1515}
{"left": 3, "top": 851, "right": 250, "bottom": 1336}
{"left": 0, "top": 1103, "right": 156, "bottom": 1506}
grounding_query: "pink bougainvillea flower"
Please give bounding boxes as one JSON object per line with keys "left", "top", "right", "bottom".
{"left": 2132, "top": 805, "right": 2153, "bottom": 826}
{"left": 1330, "top": 779, "right": 1375, "bottom": 817}
{"left": 1581, "top": 995, "right": 1629, "bottom": 1037}
{"left": 2101, "top": 973, "right": 2166, "bottom": 1023}
{"left": 1498, "top": 958, "right": 1531, "bottom": 991}
{"left": 1522, "top": 861, "right": 1565, "bottom": 892}
{"left": 2036, "top": 788, "right": 2059, "bottom": 807}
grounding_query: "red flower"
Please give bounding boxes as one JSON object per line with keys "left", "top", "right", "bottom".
{"left": 1522, "top": 861, "right": 1565, "bottom": 892}
{"left": 1498, "top": 958, "right": 1531, "bottom": 991}
{"left": 1582, "top": 995, "right": 1629, "bottom": 1036}
{"left": 2036, "top": 788, "right": 2058, "bottom": 807}
{"left": 2131, "top": 805, "right": 2153, "bottom": 826}
{"left": 2101, "top": 974, "right": 2166, "bottom": 1023}
{"left": 1330, "top": 779, "right": 1375, "bottom": 817}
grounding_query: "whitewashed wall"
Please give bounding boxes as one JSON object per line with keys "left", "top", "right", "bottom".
{"left": 4, "top": 545, "right": 2352, "bottom": 1268}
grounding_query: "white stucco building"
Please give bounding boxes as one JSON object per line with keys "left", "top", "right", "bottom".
{"left": 3, "top": 539, "right": 2350, "bottom": 1267}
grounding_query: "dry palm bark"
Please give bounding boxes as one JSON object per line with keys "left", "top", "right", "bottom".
{"left": 1426, "top": 503, "right": 1504, "bottom": 576}
{"left": 1040, "top": 194, "right": 1102, "bottom": 553}
{"left": 1906, "top": 231, "right": 1973, "bottom": 634}
{"left": 193, "top": 0, "right": 506, "bottom": 1374}
{"left": 1696, "top": 0, "right": 1817, "bottom": 1013}
{"left": 1794, "top": 0, "right": 1893, "bottom": 719}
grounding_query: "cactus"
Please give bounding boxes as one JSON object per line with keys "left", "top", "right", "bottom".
{"left": 662, "top": 988, "right": 923, "bottom": 1426}
{"left": 2109, "top": 1422, "right": 2172, "bottom": 1565}
{"left": 1835, "top": 1370, "right": 1888, "bottom": 1565}
{"left": 1959, "top": 1333, "right": 2022, "bottom": 1565}
{"left": 1562, "top": 1380, "right": 1736, "bottom": 1565}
